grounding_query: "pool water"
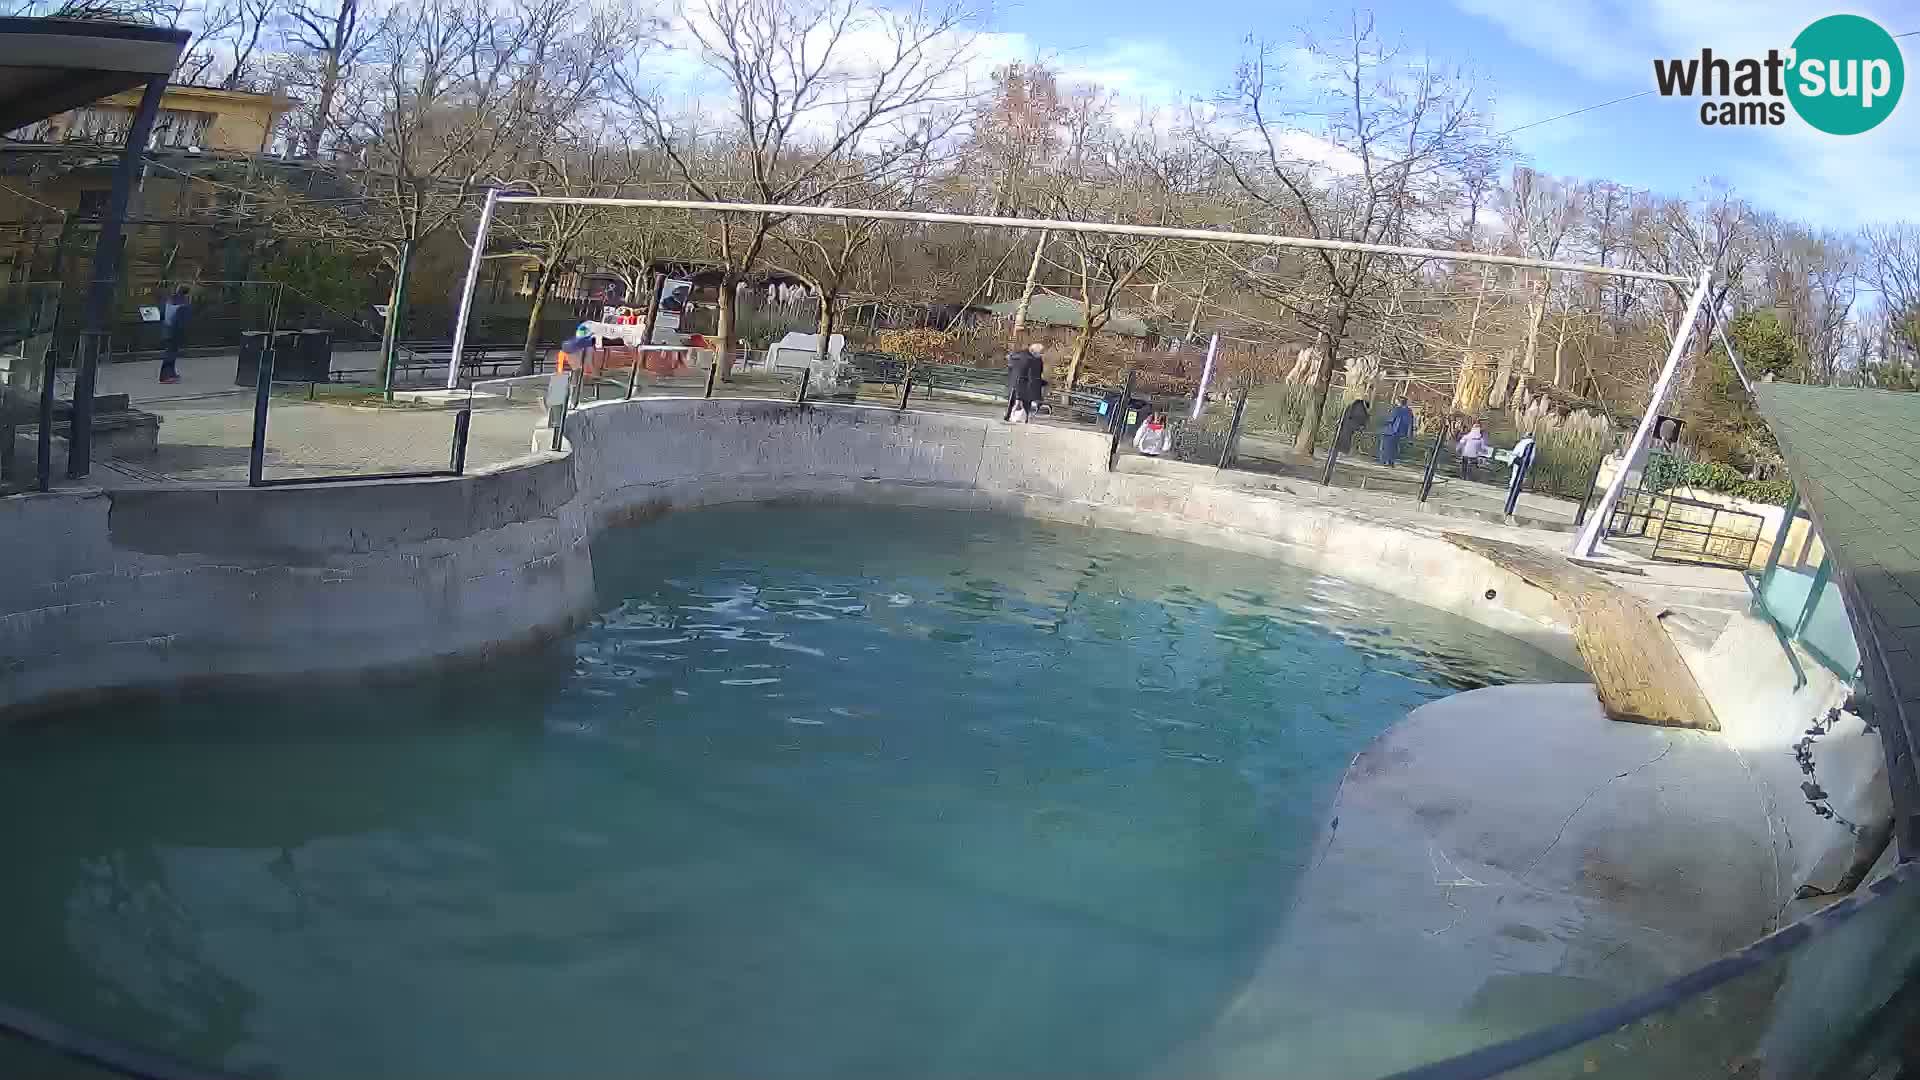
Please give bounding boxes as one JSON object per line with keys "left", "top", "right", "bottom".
{"left": 0, "top": 505, "right": 1579, "bottom": 1079}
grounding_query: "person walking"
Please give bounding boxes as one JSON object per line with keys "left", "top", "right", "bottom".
{"left": 1377, "top": 396, "right": 1415, "bottom": 466}
{"left": 1457, "top": 418, "right": 1491, "bottom": 481}
{"left": 1335, "top": 397, "right": 1371, "bottom": 455}
{"left": 158, "top": 286, "right": 191, "bottom": 384}
{"left": 1005, "top": 341, "right": 1045, "bottom": 422}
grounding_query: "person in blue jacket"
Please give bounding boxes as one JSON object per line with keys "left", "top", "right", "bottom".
{"left": 1377, "top": 396, "right": 1415, "bottom": 466}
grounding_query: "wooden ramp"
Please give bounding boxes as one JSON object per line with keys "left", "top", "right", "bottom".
{"left": 1445, "top": 532, "right": 1720, "bottom": 731}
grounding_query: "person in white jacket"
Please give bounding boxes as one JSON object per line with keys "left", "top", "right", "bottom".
{"left": 1133, "top": 410, "right": 1173, "bottom": 456}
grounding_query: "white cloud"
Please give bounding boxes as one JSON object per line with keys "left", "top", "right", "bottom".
{"left": 1452, "top": 0, "right": 1920, "bottom": 226}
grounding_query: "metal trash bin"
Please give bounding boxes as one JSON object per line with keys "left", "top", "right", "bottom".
{"left": 234, "top": 330, "right": 268, "bottom": 386}
{"left": 293, "top": 329, "right": 333, "bottom": 382}
{"left": 234, "top": 330, "right": 304, "bottom": 386}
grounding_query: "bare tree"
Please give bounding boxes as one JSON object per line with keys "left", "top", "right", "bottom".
{"left": 1201, "top": 13, "right": 1501, "bottom": 453}
{"left": 284, "top": 0, "right": 384, "bottom": 158}
{"left": 615, "top": 0, "right": 978, "bottom": 379}
{"left": 1864, "top": 224, "right": 1920, "bottom": 360}
{"left": 175, "top": 0, "right": 279, "bottom": 88}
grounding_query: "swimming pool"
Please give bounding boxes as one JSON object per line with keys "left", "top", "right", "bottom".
{"left": 0, "top": 504, "right": 1579, "bottom": 1079}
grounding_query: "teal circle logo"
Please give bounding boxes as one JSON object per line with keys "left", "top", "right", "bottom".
{"left": 1788, "top": 14, "right": 1903, "bottom": 135}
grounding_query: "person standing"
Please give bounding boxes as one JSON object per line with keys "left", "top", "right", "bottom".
{"left": 1335, "top": 397, "right": 1371, "bottom": 454}
{"left": 1005, "top": 341, "right": 1045, "bottom": 422}
{"left": 1133, "top": 409, "right": 1172, "bottom": 456}
{"left": 158, "top": 285, "right": 191, "bottom": 384}
{"left": 1377, "top": 396, "right": 1415, "bottom": 466}
{"left": 1457, "top": 419, "right": 1491, "bottom": 480}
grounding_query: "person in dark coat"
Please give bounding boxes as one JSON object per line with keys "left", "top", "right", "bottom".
{"left": 1005, "top": 342, "right": 1045, "bottom": 421}
{"left": 1335, "top": 398, "right": 1371, "bottom": 454}
{"left": 1377, "top": 396, "right": 1415, "bottom": 466}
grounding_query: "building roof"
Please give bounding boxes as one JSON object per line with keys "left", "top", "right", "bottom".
{"left": 0, "top": 18, "right": 188, "bottom": 134}
{"left": 1751, "top": 383, "right": 1920, "bottom": 844}
{"left": 984, "top": 294, "right": 1153, "bottom": 338}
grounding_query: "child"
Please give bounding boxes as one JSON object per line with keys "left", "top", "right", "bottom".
{"left": 1133, "top": 410, "right": 1172, "bottom": 457}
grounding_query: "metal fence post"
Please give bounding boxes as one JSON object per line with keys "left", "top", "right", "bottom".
{"left": 703, "top": 360, "right": 718, "bottom": 399}
{"left": 450, "top": 408, "right": 472, "bottom": 474}
{"left": 247, "top": 341, "right": 274, "bottom": 486}
{"left": 1417, "top": 431, "right": 1445, "bottom": 504}
{"left": 1572, "top": 454, "right": 1607, "bottom": 528}
{"left": 897, "top": 370, "right": 914, "bottom": 410}
{"left": 1319, "top": 437, "right": 1341, "bottom": 487}
{"left": 1106, "top": 368, "right": 1138, "bottom": 470}
{"left": 1504, "top": 454, "right": 1532, "bottom": 516}
{"left": 1216, "top": 379, "right": 1250, "bottom": 470}
{"left": 794, "top": 368, "right": 810, "bottom": 404}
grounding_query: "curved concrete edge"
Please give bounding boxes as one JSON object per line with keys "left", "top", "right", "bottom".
{"left": 0, "top": 396, "right": 1578, "bottom": 717}
{"left": 0, "top": 452, "right": 596, "bottom": 716}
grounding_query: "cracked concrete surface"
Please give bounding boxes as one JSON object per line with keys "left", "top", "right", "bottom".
{"left": 1159, "top": 684, "right": 1783, "bottom": 1080}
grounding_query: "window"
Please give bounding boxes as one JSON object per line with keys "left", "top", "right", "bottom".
{"left": 59, "top": 106, "right": 214, "bottom": 149}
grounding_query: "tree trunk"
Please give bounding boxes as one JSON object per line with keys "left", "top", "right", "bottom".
{"left": 518, "top": 263, "right": 555, "bottom": 376}
{"left": 814, "top": 290, "right": 834, "bottom": 364}
{"left": 376, "top": 239, "right": 413, "bottom": 392}
{"left": 1292, "top": 299, "right": 1349, "bottom": 456}
{"left": 1522, "top": 277, "right": 1547, "bottom": 378}
{"left": 1551, "top": 310, "right": 1569, "bottom": 388}
{"left": 1489, "top": 346, "right": 1516, "bottom": 408}
{"left": 304, "top": 54, "right": 340, "bottom": 158}
{"left": 1011, "top": 229, "right": 1049, "bottom": 339}
{"left": 715, "top": 270, "right": 738, "bottom": 380}
{"left": 1062, "top": 320, "right": 1095, "bottom": 394}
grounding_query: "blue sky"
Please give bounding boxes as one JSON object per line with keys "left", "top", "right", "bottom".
{"left": 978, "top": 0, "right": 1918, "bottom": 229}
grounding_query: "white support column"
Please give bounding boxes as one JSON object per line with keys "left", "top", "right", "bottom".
{"left": 1571, "top": 267, "right": 1714, "bottom": 560}
{"left": 1192, "top": 333, "right": 1219, "bottom": 420}
{"left": 446, "top": 186, "right": 501, "bottom": 390}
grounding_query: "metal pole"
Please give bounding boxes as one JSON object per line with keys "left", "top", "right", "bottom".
{"left": 381, "top": 241, "right": 411, "bottom": 402}
{"left": 897, "top": 372, "right": 914, "bottom": 409}
{"left": 703, "top": 360, "right": 718, "bottom": 399}
{"left": 1217, "top": 379, "right": 1251, "bottom": 470}
{"left": 247, "top": 338, "right": 274, "bottom": 486}
{"left": 1319, "top": 438, "right": 1340, "bottom": 487}
{"left": 1760, "top": 491, "right": 1801, "bottom": 587}
{"left": 1572, "top": 452, "right": 1608, "bottom": 528}
{"left": 1504, "top": 452, "right": 1531, "bottom": 516}
{"left": 1106, "top": 368, "right": 1137, "bottom": 471}
{"left": 1418, "top": 427, "right": 1446, "bottom": 504}
{"left": 1571, "top": 267, "right": 1714, "bottom": 559}
{"left": 446, "top": 187, "right": 499, "bottom": 390}
{"left": 70, "top": 74, "right": 169, "bottom": 479}
{"left": 1794, "top": 554, "right": 1833, "bottom": 639}
{"left": 794, "top": 367, "right": 810, "bottom": 404}
{"left": 496, "top": 195, "right": 1695, "bottom": 285}
{"left": 1191, "top": 332, "right": 1218, "bottom": 420}
{"left": 450, "top": 407, "right": 471, "bottom": 473}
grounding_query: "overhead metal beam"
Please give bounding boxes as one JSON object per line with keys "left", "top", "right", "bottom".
{"left": 493, "top": 195, "right": 1696, "bottom": 285}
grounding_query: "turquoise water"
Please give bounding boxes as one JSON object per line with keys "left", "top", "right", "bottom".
{"left": 0, "top": 505, "right": 1578, "bottom": 1079}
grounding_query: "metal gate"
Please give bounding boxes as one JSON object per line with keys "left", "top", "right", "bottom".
{"left": 1607, "top": 487, "right": 1765, "bottom": 570}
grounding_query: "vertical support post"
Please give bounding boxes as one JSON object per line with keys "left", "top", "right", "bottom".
{"left": 1571, "top": 267, "right": 1714, "bottom": 559}
{"left": 1504, "top": 455, "right": 1531, "bottom": 516}
{"left": 1795, "top": 554, "right": 1833, "bottom": 638}
{"left": 36, "top": 334, "right": 56, "bottom": 492}
{"left": 446, "top": 187, "right": 499, "bottom": 390}
{"left": 1190, "top": 332, "right": 1218, "bottom": 420}
{"left": 247, "top": 338, "right": 274, "bottom": 486}
{"left": 703, "top": 360, "right": 718, "bottom": 398}
{"left": 794, "top": 367, "right": 810, "bottom": 404}
{"left": 450, "top": 407, "right": 471, "bottom": 473}
{"left": 70, "top": 74, "right": 168, "bottom": 479}
{"left": 1216, "top": 379, "right": 1250, "bottom": 470}
{"left": 1572, "top": 453, "right": 1608, "bottom": 528}
{"left": 1418, "top": 427, "right": 1445, "bottom": 504}
{"left": 1760, "top": 490, "right": 1800, "bottom": 588}
{"left": 1106, "top": 367, "right": 1137, "bottom": 471}
{"left": 1319, "top": 437, "right": 1340, "bottom": 487}
{"left": 897, "top": 370, "right": 914, "bottom": 410}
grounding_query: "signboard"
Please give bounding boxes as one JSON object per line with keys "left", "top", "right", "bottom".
{"left": 138, "top": 306, "right": 161, "bottom": 323}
